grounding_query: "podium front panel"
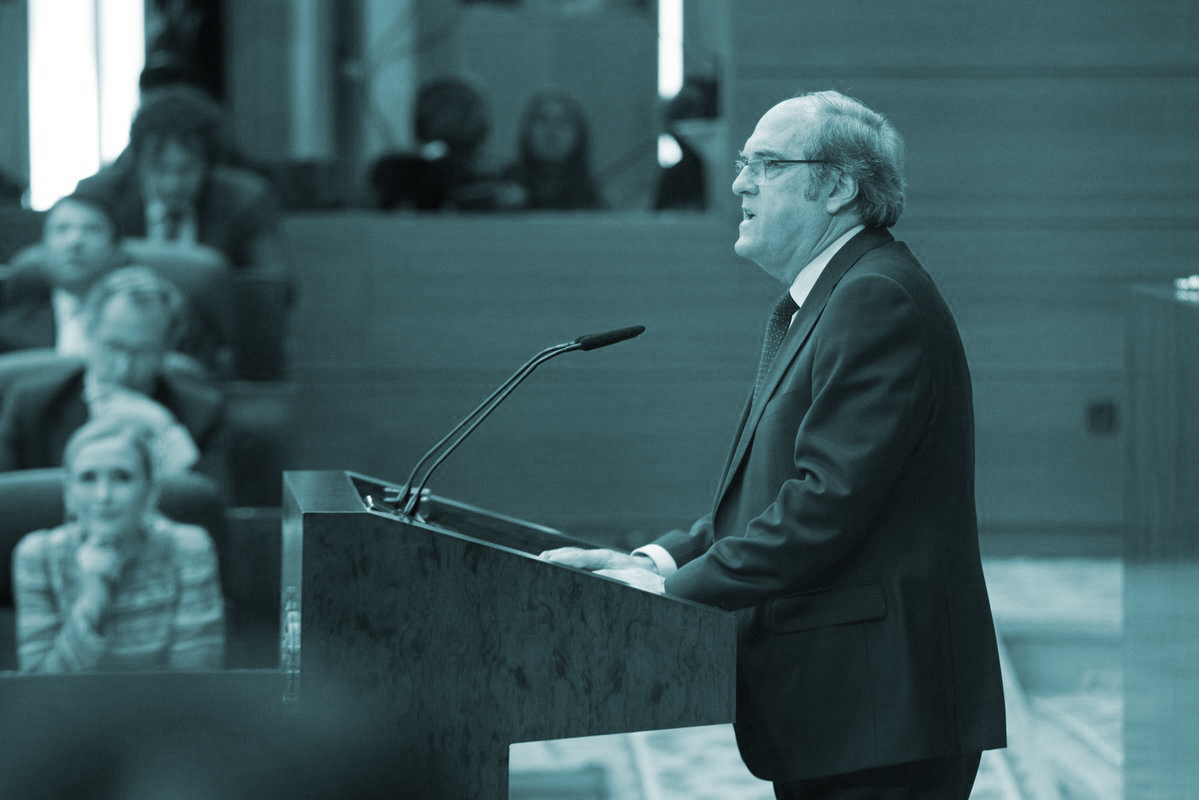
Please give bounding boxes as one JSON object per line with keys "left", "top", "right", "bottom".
{"left": 282, "top": 470, "right": 736, "bottom": 798}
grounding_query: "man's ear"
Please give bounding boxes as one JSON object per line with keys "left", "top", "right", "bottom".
{"left": 824, "top": 171, "right": 858, "bottom": 215}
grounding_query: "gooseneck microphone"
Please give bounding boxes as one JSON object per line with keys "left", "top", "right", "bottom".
{"left": 391, "top": 325, "right": 645, "bottom": 517}
{"left": 574, "top": 325, "right": 646, "bottom": 351}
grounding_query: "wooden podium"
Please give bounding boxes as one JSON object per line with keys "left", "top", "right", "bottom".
{"left": 281, "top": 470, "right": 736, "bottom": 798}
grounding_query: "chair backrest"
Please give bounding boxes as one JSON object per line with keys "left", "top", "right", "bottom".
{"left": 0, "top": 350, "right": 85, "bottom": 403}
{"left": 0, "top": 348, "right": 212, "bottom": 401}
{"left": 0, "top": 468, "right": 229, "bottom": 671}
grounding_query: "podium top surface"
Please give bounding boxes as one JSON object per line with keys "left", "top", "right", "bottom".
{"left": 283, "top": 470, "right": 575, "bottom": 546}
{"left": 281, "top": 471, "right": 729, "bottom": 617}
{"left": 284, "top": 470, "right": 366, "bottom": 513}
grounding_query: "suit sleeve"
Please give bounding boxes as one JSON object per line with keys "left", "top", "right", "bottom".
{"left": 663, "top": 272, "right": 935, "bottom": 610}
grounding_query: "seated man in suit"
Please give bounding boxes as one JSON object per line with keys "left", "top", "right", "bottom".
{"left": 0, "top": 192, "right": 232, "bottom": 374}
{"left": 75, "top": 84, "right": 288, "bottom": 282}
{"left": 75, "top": 85, "right": 292, "bottom": 378}
{"left": 0, "top": 193, "right": 124, "bottom": 356}
{"left": 0, "top": 267, "right": 230, "bottom": 497}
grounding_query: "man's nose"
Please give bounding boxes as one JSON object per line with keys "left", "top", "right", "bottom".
{"left": 732, "top": 168, "right": 756, "bottom": 195}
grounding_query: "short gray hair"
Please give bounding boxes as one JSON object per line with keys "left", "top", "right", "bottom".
{"left": 81, "top": 266, "right": 189, "bottom": 349}
{"left": 798, "top": 90, "right": 906, "bottom": 229}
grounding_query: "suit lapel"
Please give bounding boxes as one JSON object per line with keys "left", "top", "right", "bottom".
{"left": 712, "top": 228, "right": 895, "bottom": 509}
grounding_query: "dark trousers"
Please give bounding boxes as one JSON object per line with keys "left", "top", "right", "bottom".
{"left": 773, "top": 752, "right": 983, "bottom": 800}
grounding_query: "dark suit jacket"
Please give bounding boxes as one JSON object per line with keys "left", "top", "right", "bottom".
{"left": 0, "top": 298, "right": 55, "bottom": 356}
{"left": 0, "top": 361, "right": 231, "bottom": 496}
{"left": 654, "top": 228, "right": 1006, "bottom": 782}
{"left": 0, "top": 260, "right": 231, "bottom": 374}
{"left": 75, "top": 162, "right": 280, "bottom": 271}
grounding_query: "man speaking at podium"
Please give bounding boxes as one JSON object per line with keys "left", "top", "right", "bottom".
{"left": 542, "top": 90, "right": 1006, "bottom": 799}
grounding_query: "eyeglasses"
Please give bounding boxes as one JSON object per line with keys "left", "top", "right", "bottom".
{"left": 97, "top": 339, "right": 165, "bottom": 366}
{"left": 733, "top": 157, "right": 826, "bottom": 185}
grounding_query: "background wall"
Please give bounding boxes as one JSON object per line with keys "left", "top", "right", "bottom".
{"left": 224, "top": 0, "right": 661, "bottom": 208}
{"left": 0, "top": 0, "right": 30, "bottom": 197}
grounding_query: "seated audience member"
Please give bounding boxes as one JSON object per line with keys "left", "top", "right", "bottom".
{"left": 496, "top": 90, "right": 605, "bottom": 211}
{"left": 11, "top": 417, "right": 225, "bottom": 672}
{"left": 654, "top": 78, "right": 718, "bottom": 212}
{"left": 0, "top": 193, "right": 124, "bottom": 355}
{"left": 370, "top": 77, "right": 510, "bottom": 211}
{"left": 0, "top": 191, "right": 233, "bottom": 373}
{"left": 0, "top": 267, "right": 230, "bottom": 494}
{"left": 74, "top": 85, "right": 288, "bottom": 282}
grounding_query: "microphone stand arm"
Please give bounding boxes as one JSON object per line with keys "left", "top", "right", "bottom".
{"left": 396, "top": 341, "right": 581, "bottom": 517}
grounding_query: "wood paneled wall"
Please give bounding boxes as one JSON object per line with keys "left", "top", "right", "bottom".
{"left": 282, "top": 214, "right": 771, "bottom": 544}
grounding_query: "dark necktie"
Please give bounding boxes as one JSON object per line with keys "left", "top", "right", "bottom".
{"left": 755, "top": 291, "right": 799, "bottom": 397}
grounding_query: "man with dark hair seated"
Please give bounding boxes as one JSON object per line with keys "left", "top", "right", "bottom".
{"left": 75, "top": 85, "right": 292, "bottom": 380}
{"left": 0, "top": 193, "right": 125, "bottom": 356}
{"left": 0, "top": 267, "right": 231, "bottom": 497}
{"left": 76, "top": 85, "right": 287, "bottom": 279}
{"left": 0, "top": 192, "right": 232, "bottom": 374}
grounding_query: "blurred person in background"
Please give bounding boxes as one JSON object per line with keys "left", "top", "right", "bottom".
{"left": 12, "top": 416, "right": 224, "bottom": 672}
{"left": 0, "top": 267, "right": 230, "bottom": 495}
{"left": 496, "top": 90, "right": 605, "bottom": 211}
{"left": 0, "top": 191, "right": 234, "bottom": 373}
{"left": 370, "top": 77, "right": 514, "bottom": 212}
{"left": 654, "top": 77, "right": 718, "bottom": 212}
{"left": 75, "top": 85, "right": 288, "bottom": 285}
{"left": 0, "top": 193, "right": 125, "bottom": 356}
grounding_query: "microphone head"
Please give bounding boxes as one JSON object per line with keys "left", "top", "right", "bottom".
{"left": 574, "top": 325, "right": 646, "bottom": 351}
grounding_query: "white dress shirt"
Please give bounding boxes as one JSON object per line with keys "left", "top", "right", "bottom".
{"left": 52, "top": 289, "right": 88, "bottom": 356}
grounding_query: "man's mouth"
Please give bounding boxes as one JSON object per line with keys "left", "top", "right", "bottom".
{"left": 742, "top": 209, "right": 756, "bottom": 220}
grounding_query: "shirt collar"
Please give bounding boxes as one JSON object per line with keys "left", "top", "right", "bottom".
{"left": 51, "top": 289, "right": 89, "bottom": 356}
{"left": 787, "top": 224, "right": 866, "bottom": 308}
{"left": 51, "top": 288, "right": 81, "bottom": 317}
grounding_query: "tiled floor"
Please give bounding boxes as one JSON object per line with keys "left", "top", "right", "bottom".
{"left": 510, "top": 558, "right": 1124, "bottom": 800}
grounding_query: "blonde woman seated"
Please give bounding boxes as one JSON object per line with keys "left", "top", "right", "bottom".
{"left": 12, "top": 417, "right": 224, "bottom": 672}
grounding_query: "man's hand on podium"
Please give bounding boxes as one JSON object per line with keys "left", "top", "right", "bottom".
{"left": 539, "top": 548, "right": 666, "bottom": 595}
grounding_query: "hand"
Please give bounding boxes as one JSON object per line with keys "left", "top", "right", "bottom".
{"left": 88, "top": 385, "right": 200, "bottom": 474}
{"left": 594, "top": 567, "right": 666, "bottom": 594}
{"left": 89, "top": 384, "right": 177, "bottom": 430}
{"left": 75, "top": 539, "right": 129, "bottom": 631}
{"left": 539, "top": 547, "right": 658, "bottom": 574}
{"left": 76, "top": 539, "right": 126, "bottom": 586}
{"left": 539, "top": 548, "right": 665, "bottom": 594}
